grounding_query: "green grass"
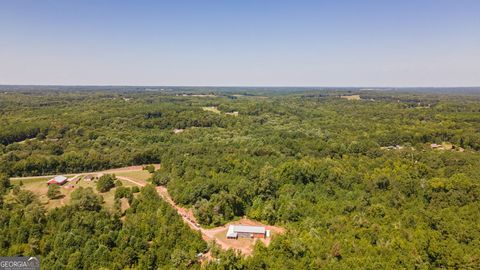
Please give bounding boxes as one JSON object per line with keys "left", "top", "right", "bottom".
{"left": 18, "top": 177, "right": 138, "bottom": 211}
{"left": 9, "top": 170, "right": 148, "bottom": 211}
{"left": 114, "top": 170, "right": 152, "bottom": 181}
{"left": 10, "top": 175, "right": 75, "bottom": 185}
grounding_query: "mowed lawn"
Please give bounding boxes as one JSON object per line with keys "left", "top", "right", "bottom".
{"left": 11, "top": 176, "right": 140, "bottom": 211}
{"left": 14, "top": 175, "right": 75, "bottom": 185}
{"left": 114, "top": 170, "right": 152, "bottom": 181}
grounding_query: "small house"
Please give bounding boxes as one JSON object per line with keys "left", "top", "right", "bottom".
{"left": 47, "top": 175, "right": 68, "bottom": 185}
{"left": 226, "top": 225, "right": 269, "bottom": 239}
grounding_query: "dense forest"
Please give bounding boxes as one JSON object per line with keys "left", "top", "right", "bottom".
{"left": 1, "top": 88, "right": 480, "bottom": 268}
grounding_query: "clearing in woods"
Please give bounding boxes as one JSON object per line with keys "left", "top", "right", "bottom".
{"left": 341, "top": 94, "right": 361, "bottom": 100}
{"left": 156, "top": 186, "right": 285, "bottom": 256}
{"left": 9, "top": 165, "right": 160, "bottom": 211}
{"left": 12, "top": 173, "right": 139, "bottom": 211}
{"left": 10, "top": 164, "right": 283, "bottom": 256}
{"left": 202, "top": 106, "right": 221, "bottom": 113}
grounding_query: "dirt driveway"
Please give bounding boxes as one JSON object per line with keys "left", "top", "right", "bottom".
{"left": 11, "top": 165, "right": 284, "bottom": 256}
{"left": 156, "top": 186, "right": 284, "bottom": 256}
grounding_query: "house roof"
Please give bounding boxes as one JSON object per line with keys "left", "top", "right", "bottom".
{"left": 52, "top": 175, "right": 67, "bottom": 183}
{"left": 227, "top": 225, "right": 237, "bottom": 238}
{"left": 227, "top": 225, "right": 266, "bottom": 237}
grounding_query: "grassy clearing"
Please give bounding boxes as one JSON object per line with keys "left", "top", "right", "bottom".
{"left": 114, "top": 170, "right": 152, "bottom": 181}
{"left": 202, "top": 106, "right": 221, "bottom": 114}
{"left": 11, "top": 169, "right": 150, "bottom": 211}
{"left": 10, "top": 175, "right": 75, "bottom": 185}
{"left": 18, "top": 177, "right": 136, "bottom": 211}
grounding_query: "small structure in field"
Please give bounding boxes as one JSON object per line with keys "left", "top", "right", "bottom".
{"left": 173, "top": 128, "right": 184, "bottom": 134}
{"left": 47, "top": 175, "right": 68, "bottom": 185}
{"left": 83, "top": 175, "right": 94, "bottom": 181}
{"left": 225, "top": 111, "right": 239, "bottom": 116}
{"left": 226, "top": 225, "right": 269, "bottom": 239}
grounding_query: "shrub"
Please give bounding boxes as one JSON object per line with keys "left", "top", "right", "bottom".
{"left": 150, "top": 170, "right": 170, "bottom": 186}
{"left": 96, "top": 174, "right": 116, "bottom": 193}
{"left": 144, "top": 164, "right": 156, "bottom": 173}
{"left": 47, "top": 184, "right": 61, "bottom": 199}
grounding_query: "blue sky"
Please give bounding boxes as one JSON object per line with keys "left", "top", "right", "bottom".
{"left": 1, "top": 0, "right": 479, "bottom": 86}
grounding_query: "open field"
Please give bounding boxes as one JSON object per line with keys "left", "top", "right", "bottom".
{"left": 11, "top": 175, "right": 75, "bottom": 183}
{"left": 17, "top": 176, "right": 137, "bottom": 210}
{"left": 114, "top": 170, "right": 152, "bottom": 181}
{"left": 9, "top": 166, "right": 158, "bottom": 211}
{"left": 10, "top": 164, "right": 283, "bottom": 255}
{"left": 9, "top": 164, "right": 160, "bottom": 181}
{"left": 101, "top": 164, "right": 160, "bottom": 173}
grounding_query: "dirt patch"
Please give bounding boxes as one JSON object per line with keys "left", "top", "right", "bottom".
{"left": 202, "top": 217, "right": 285, "bottom": 256}
{"left": 341, "top": 94, "right": 361, "bottom": 100}
{"left": 156, "top": 186, "right": 284, "bottom": 256}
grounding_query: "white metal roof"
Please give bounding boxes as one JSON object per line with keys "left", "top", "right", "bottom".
{"left": 53, "top": 175, "right": 67, "bottom": 182}
{"left": 226, "top": 225, "right": 237, "bottom": 238}
{"left": 230, "top": 225, "right": 266, "bottom": 234}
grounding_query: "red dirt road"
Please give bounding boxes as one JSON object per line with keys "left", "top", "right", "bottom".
{"left": 156, "top": 186, "right": 284, "bottom": 256}
{"left": 11, "top": 165, "right": 284, "bottom": 256}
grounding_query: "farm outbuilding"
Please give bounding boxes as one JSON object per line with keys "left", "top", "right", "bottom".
{"left": 83, "top": 175, "right": 94, "bottom": 181}
{"left": 47, "top": 175, "right": 68, "bottom": 185}
{"left": 226, "top": 225, "right": 269, "bottom": 239}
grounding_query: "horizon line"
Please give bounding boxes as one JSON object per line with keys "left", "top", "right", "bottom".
{"left": 1, "top": 84, "right": 480, "bottom": 89}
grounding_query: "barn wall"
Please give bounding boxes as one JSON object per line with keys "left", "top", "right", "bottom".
{"left": 236, "top": 232, "right": 265, "bottom": 238}
{"left": 253, "top": 233, "right": 265, "bottom": 238}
